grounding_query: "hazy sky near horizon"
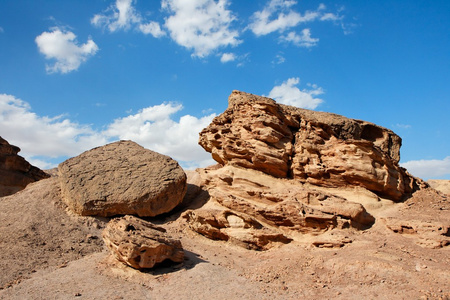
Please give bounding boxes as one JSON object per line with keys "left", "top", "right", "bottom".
{"left": 0, "top": 0, "right": 449, "bottom": 179}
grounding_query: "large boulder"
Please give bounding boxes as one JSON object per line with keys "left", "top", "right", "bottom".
{"left": 102, "top": 215, "right": 184, "bottom": 269}
{"left": 58, "top": 140, "right": 187, "bottom": 217}
{"left": 199, "top": 91, "right": 423, "bottom": 201}
{"left": 0, "top": 136, "right": 49, "bottom": 197}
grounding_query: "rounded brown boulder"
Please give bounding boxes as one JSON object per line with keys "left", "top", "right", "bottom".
{"left": 58, "top": 140, "right": 187, "bottom": 217}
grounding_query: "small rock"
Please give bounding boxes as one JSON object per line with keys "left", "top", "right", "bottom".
{"left": 102, "top": 215, "right": 184, "bottom": 270}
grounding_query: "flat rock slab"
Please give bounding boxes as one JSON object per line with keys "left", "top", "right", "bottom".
{"left": 58, "top": 140, "right": 187, "bottom": 217}
{"left": 102, "top": 215, "right": 184, "bottom": 269}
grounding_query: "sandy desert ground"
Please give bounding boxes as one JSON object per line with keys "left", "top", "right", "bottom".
{"left": 0, "top": 172, "right": 449, "bottom": 300}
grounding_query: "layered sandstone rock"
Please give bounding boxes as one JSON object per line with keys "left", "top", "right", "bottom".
{"left": 102, "top": 215, "right": 184, "bottom": 269}
{"left": 0, "top": 136, "right": 49, "bottom": 197}
{"left": 199, "top": 91, "right": 423, "bottom": 201}
{"left": 183, "top": 165, "right": 375, "bottom": 250}
{"left": 58, "top": 140, "right": 187, "bottom": 217}
{"left": 183, "top": 209, "right": 292, "bottom": 250}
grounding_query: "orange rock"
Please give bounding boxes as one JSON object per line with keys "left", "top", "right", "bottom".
{"left": 102, "top": 215, "right": 184, "bottom": 269}
{"left": 200, "top": 91, "right": 424, "bottom": 201}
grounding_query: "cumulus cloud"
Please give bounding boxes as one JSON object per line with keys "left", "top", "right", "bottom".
{"left": 248, "top": 0, "right": 343, "bottom": 46}
{"left": 320, "top": 12, "right": 341, "bottom": 21}
{"left": 248, "top": 0, "right": 339, "bottom": 36}
{"left": 91, "top": 0, "right": 142, "bottom": 32}
{"left": 280, "top": 28, "right": 318, "bottom": 47}
{"left": 35, "top": 28, "right": 99, "bottom": 74}
{"left": 0, "top": 94, "right": 216, "bottom": 170}
{"left": 92, "top": 0, "right": 241, "bottom": 56}
{"left": 0, "top": 94, "right": 107, "bottom": 158}
{"left": 401, "top": 157, "right": 450, "bottom": 180}
{"left": 139, "top": 21, "right": 166, "bottom": 37}
{"left": 267, "top": 77, "right": 324, "bottom": 109}
{"left": 162, "top": 0, "right": 241, "bottom": 57}
{"left": 249, "top": 0, "right": 310, "bottom": 36}
{"left": 220, "top": 52, "right": 236, "bottom": 63}
{"left": 92, "top": 0, "right": 165, "bottom": 37}
{"left": 104, "top": 102, "right": 216, "bottom": 164}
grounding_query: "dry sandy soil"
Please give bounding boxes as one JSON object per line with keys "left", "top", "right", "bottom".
{"left": 0, "top": 173, "right": 449, "bottom": 300}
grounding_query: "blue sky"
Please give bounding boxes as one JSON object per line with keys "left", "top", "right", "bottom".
{"left": 0, "top": 0, "right": 449, "bottom": 179}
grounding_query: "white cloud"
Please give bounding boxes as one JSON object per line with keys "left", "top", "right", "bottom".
{"left": 267, "top": 77, "right": 324, "bottom": 109}
{"left": 318, "top": 3, "right": 326, "bottom": 10}
{"left": 401, "top": 157, "right": 450, "bottom": 180}
{"left": 91, "top": 0, "right": 142, "bottom": 32}
{"left": 0, "top": 27, "right": 4, "bottom": 33}
{"left": 0, "top": 94, "right": 107, "bottom": 159}
{"left": 0, "top": 94, "right": 216, "bottom": 170}
{"left": 104, "top": 102, "right": 216, "bottom": 164}
{"left": 320, "top": 12, "right": 341, "bottom": 21}
{"left": 139, "top": 21, "right": 166, "bottom": 37}
{"left": 248, "top": 0, "right": 320, "bottom": 36}
{"left": 248, "top": 0, "right": 343, "bottom": 42}
{"left": 280, "top": 28, "right": 318, "bottom": 47}
{"left": 272, "top": 53, "right": 286, "bottom": 65}
{"left": 25, "top": 157, "right": 60, "bottom": 171}
{"left": 162, "top": 0, "right": 241, "bottom": 57}
{"left": 35, "top": 28, "right": 99, "bottom": 74}
{"left": 92, "top": 0, "right": 166, "bottom": 37}
{"left": 220, "top": 52, "right": 236, "bottom": 63}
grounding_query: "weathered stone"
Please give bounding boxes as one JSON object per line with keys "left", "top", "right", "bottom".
{"left": 183, "top": 165, "right": 375, "bottom": 250}
{"left": 312, "top": 237, "right": 353, "bottom": 248}
{"left": 382, "top": 217, "right": 450, "bottom": 249}
{"left": 102, "top": 215, "right": 184, "bottom": 269}
{"left": 0, "top": 136, "right": 49, "bottom": 197}
{"left": 58, "top": 140, "right": 187, "bottom": 217}
{"left": 202, "top": 165, "right": 373, "bottom": 229}
{"left": 199, "top": 91, "right": 423, "bottom": 201}
{"left": 183, "top": 209, "right": 292, "bottom": 250}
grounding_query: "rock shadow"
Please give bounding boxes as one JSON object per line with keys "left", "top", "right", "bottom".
{"left": 149, "top": 186, "right": 211, "bottom": 224}
{"left": 138, "top": 249, "right": 208, "bottom": 275}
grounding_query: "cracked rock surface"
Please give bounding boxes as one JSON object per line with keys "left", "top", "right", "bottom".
{"left": 102, "top": 215, "right": 184, "bottom": 269}
{"left": 58, "top": 140, "right": 187, "bottom": 217}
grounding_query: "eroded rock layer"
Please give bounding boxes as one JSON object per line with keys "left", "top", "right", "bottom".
{"left": 102, "top": 215, "right": 184, "bottom": 269}
{"left": 0, "top": 136, "right": 49, "bottom": 197}
{"left": 183, "top": 165, "right": 376, "bottom": 250}
{"left": 199, "top": 91, "right": 423, "bottom": 201}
